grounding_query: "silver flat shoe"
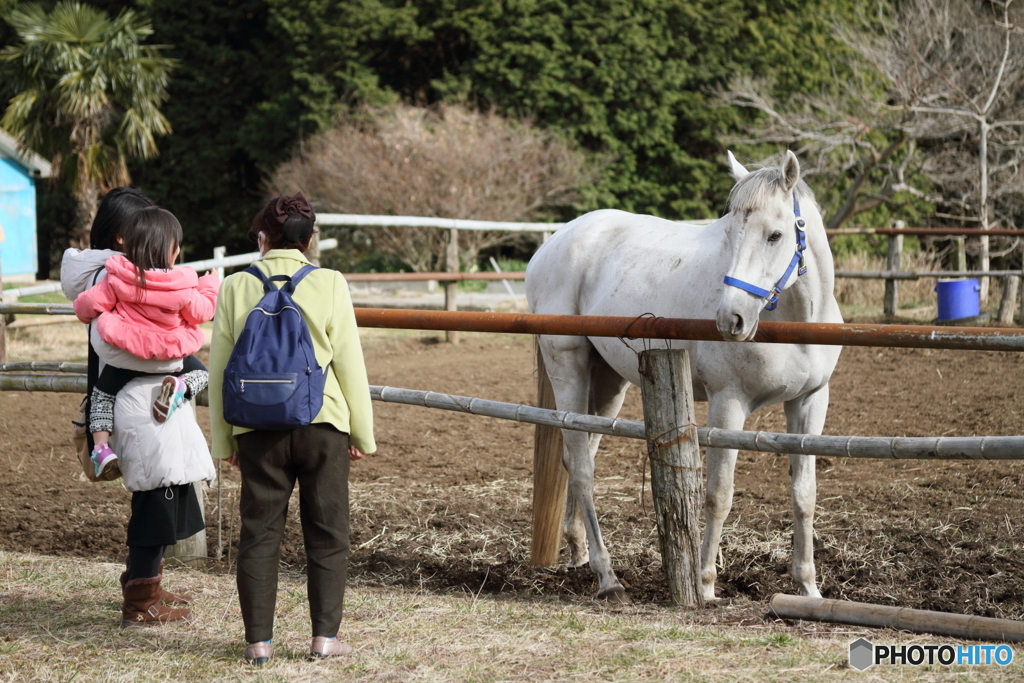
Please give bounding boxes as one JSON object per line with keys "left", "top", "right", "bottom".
{"left": 244, "top": 640, "right": 273, "bottom": 666}
{"left": 310, "top": 636, "right": 353, "bottom": 659}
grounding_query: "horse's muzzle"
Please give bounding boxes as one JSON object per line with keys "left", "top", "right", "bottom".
{"left": 716, "top": 307, "right": 759, "bottom": 342}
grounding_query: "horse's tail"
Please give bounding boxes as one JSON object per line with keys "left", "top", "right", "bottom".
{"left": 530, "top": 337, "right": 568, "bottom": 567}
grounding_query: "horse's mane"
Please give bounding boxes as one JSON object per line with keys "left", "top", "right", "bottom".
{"left": 728, "top": 165, "right": 814, "bottom": 214}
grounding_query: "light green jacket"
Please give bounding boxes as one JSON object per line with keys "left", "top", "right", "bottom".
{"left": 209, "top": 250, "right": 376, "bottom": 459}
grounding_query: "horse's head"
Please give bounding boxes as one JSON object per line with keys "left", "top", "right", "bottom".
{"left": 717, "top": 150, "right": 811, "bottom": 341}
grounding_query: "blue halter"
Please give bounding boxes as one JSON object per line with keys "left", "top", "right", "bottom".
{"left": 722, "top": 193, "right": 808, "bottom": 312}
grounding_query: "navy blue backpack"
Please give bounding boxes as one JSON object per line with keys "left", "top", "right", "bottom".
{"left": 222, "top": 264, "right": 327, "bottom": 430}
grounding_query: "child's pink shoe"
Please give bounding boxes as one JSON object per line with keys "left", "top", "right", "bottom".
{"left": 91, "top": 444, "right": 118, "bottom": 479}
{"left": 153, "top": 376, "right": 187, "bottom": 423}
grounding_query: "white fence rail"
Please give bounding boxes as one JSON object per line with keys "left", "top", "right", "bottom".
{"left": 2, "top": 239, "right": 339, "bottom": 301}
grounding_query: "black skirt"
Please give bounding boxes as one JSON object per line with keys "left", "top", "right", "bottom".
{"left": 126, "top": 483, "right": 205, "bottom": 548}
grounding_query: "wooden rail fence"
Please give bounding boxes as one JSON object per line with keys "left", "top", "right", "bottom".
{"left": 3, "top": 305, "right": 1024, "bottom": 605}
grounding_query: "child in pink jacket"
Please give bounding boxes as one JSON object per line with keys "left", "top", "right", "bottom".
{"left": 74, "top": 206, "right": 220, "bottom": 477}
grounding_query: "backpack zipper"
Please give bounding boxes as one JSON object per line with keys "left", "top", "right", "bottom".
{"left": 239, "top": 378, "right": 294, "bottom": 393}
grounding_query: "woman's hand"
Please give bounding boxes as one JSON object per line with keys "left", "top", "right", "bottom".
{"left": 348, "top": 446, "right": 366, "bottom": 461}
{"left": 227, "top": 452, "right": 240, "bottom": 469}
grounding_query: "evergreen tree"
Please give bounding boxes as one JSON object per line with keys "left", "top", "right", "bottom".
{"left": 1, "top": 0, "right": 174, "bottom": 245}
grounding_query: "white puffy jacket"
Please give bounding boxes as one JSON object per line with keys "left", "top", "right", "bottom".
{"left": 112, "top": 376, "right": 216, "bottom": 492}
{"left": 61, "top": 248, "right": 214, "bottom": 491}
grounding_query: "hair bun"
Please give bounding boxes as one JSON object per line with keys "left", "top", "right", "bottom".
{"left": 281, "top": 213, "right": 314, "bottom": 244}
{"left": 272, "top": 192, "right": 315, "bottom": 224}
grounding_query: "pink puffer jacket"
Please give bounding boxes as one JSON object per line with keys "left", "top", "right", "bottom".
{"left": 73, "top": 254, "right": 220, "bottom": 361}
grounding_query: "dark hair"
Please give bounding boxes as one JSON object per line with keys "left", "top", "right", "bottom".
{"left": 121, "top": 207, "right": 183, "bottom": 290}
{"left": 247, "top": 195, "right": 316, "bottom": 252}
{"left": 90, "top": 188, "right": 157, "bottom": 251}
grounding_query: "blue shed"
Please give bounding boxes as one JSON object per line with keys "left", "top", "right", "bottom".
{"left": 0, "top": 129, "right": 52, "bottom": 281}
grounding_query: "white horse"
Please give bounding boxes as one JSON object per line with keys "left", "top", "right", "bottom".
{"left": 525, "top": 151, "right": 842, "bottom": 602}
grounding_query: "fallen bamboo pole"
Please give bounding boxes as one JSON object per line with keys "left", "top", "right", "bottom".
{"left": 770, "top": 594, "right": 1024, "bottom": 642}
{"left": 4, "top": 375, "right": 1024, "bottom": 460}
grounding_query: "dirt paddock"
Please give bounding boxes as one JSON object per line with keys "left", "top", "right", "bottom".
{"left": 2, "top": 328, "right": 1023, "bottom": 620}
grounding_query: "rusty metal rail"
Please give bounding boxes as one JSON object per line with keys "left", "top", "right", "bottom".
{"left": 4, "top": 303, "right": 1023, "bottom": 352}
{"left": 353, "top": 309, "right": 1024, "bottom": 352}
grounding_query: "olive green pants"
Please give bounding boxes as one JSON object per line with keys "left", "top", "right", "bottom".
{"left": 236, "top": 424, "right": 350, "bottom": 643}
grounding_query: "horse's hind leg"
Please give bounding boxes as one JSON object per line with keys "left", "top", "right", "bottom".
{"left": 561, "top": 357, "right": 631, "bottom": 567}
{"left": 539, "top": 336, "right": 627, "bottom": 602}
{"left": 701, "top": 394, "right": 748, "bottom": 601}
{"left": 784, "top": 385, "right": 829, "bottom": 598}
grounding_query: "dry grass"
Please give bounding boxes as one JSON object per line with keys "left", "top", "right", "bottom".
{"left": 7, "top": 549, "right": 1017, "bottom": 682}
{"left": 832, "top": 250, "right": 944, "bottom": 320}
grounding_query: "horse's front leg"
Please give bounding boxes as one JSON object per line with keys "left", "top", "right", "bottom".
{"left": 784, "top": 384, "right": 830, "bottom": 598}
{"left": 701, "top": 395, "right": 748, "bottom": 601}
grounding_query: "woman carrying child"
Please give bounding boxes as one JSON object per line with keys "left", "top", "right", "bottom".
{"left": 61, "top": 191, "right": 218, "bottom": 628}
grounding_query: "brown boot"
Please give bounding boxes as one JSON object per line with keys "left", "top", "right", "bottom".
{"left": 120, "top": 558, "right": 192, "bottom": 606}
{"left": 121, "top": 575, "right": 192, "bottom": 629}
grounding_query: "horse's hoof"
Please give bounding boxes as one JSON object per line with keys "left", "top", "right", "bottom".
{"left": 597, "top": 587, "right": 630, "bottom": 604}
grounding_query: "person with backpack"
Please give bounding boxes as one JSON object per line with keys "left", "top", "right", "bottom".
{"left": 208, "top": 192, "right": 376, "bottom": 666}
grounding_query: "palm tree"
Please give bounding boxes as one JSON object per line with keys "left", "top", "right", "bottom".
{"left": 1, "top": 1, "right": 174, "bottom": 246}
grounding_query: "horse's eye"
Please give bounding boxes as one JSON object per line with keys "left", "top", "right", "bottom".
{"left": 768, "top": 231, "right": 783, "bottom": 243}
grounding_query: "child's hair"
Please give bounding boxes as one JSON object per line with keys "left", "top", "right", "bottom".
{"left": 91, "top": 188, "right": 156, "bottom": 251}
{"left": 121, "top": 206, "right": 183, "bottom": 289}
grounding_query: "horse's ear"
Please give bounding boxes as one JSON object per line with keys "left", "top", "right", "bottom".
{"left": 782, "top": 150, "right": 800, "bottom": 192}
{"left": 727, "top": 151, "right": 749, "bottom": 181}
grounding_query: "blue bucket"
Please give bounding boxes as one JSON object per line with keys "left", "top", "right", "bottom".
{"left": 935, "top": 278, "right": 980, "bottom": 320}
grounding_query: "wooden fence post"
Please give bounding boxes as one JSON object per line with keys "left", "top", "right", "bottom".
{"left": 212, "top": 246, "right": 226, "bottom": 281}
{"left": 530, "top": 341, "right": 567, "bottom": 566}
{"left": 883, "top": 222, "right": 904, "bottom": 318}
{"left": 998, "top": 275, "right": 1020, "bottom": 325}
{"left": 0, "top": 258, "right": 7, "bottom": 364}
{"left": 1020, "top": 264, "right": 1024, "bottom": 326}
{"left": 638, "top": 348, "right": 704, "bottom": 607}
{"left": 445, "top": 227, "right": 459, "bottom": 344}
{"left": 951, "top": 236, "right": 968, "bottom": 273}
{"left": 165, "top": 484, "right": 207, "bottom": 567}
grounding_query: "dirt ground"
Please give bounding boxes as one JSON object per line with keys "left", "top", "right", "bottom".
{"left": 2, "top": 328, "right": 1024, "bottom": 621}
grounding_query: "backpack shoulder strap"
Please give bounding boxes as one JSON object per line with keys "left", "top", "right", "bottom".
{"left": 244, "top": 263, "right": 318, "bottom": 294}
{"left": 243, "top": 265, "right": 274, "bottom": 294}
{"left": 287, "top": 264, "right": 318, "bottom": 290}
